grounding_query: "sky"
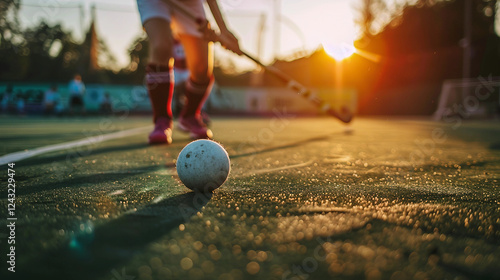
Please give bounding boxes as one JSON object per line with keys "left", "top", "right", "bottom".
{"left": 18, "top": 0, "right": 359, "bottom": 70}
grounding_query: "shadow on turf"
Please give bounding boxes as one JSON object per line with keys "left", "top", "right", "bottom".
{"left": 19, "top": 142, "right": 149, "bottom": 168}
{"left": 14, "top": 191, "right": 212, "bottom": 280}
{"left": 230, "top": 134, "right": 333, "bottom": 159}
{"left": 17, "top": 164, "right": 162, "bottom": 196}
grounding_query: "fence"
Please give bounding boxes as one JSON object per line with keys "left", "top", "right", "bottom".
{"left": 0, "top": 83, "right": 356, "bottom": 115}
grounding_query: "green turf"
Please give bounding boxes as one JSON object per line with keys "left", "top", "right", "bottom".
{"left": 0, "top": 115, "right": 150, "bottom": 155}
{"left": 1, "top": 115, "right": 499, "bottom": 280}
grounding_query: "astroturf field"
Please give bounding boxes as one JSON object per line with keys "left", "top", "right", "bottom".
{"left": 1, "top": 115, "right": 499, "bottom": 280}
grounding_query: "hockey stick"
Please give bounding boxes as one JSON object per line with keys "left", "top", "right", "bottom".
{"left": 164, "top": 0, "right": 353, "bottom": 123}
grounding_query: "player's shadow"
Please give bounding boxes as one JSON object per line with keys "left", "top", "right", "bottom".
{"left": 17, "top": 164, "right": 163, "bottom": 196}
{"left": 230, "top": 134, "right": 332, "bottom": 159}
{"left": 18, "top": 191, "right": 212, "bottom": 280}
{"left": 489, "top": 142, "right": 500, "bottom": 150}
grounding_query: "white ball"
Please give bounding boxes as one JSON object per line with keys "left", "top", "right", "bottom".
{"left": 176, "top": 140, "right": 230, "bottom": 192}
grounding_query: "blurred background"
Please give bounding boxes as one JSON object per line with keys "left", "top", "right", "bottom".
{"left": 0, "top": 0, "right": 499, "bottom": 117}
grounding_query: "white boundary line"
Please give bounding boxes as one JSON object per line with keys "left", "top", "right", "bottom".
{"left": 0, "top": 126, "right": 150, "bottom": 165}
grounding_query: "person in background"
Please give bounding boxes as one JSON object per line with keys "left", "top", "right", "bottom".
{"left": 15, "top": 92, "right": 26, "bottom": 115}
{"left": 44, "top": 84, "right": 60, "bottom": 115}
{"left": 100, "top": 92, "right": 113, "bottom": 115}
{"left": 68, "top": 74, "right": 86, "bottom": 115}
{"left": 172, "top": 39, "right": 211, "bottom": 126}
{"left": 172, "top": 39, "right": 189, "bottom": 117}
{"left": 1, "top": 84, "right": 13, "bottom": 114}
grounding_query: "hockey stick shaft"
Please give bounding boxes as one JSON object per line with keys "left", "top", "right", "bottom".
{"left": 164, "top": 0, "right": 352, "bottom": 123}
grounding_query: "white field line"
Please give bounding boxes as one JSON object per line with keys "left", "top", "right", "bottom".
{"left": 0, "top": 126, "right": 150, "bottom": 165}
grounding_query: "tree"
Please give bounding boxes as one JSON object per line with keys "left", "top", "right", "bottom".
{"left": 1, "top": 16, "right": 121, "bottom": 83}
{"left": 20, "top": 22, "right": 78, "bottom": 81}
{"left": 0, "top": 0, "right": 21, "bottom": 39}
{"left": 119, "top": 35, "right": 149, "bottom": 84}
{"left": 0, "top": 0, "right": 23, "bottom": 81}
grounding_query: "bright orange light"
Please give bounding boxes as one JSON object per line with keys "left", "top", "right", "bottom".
{"left": 322, "top": 42, "right": 356, "bottom": 61}
{"left": 354, "top": 48, "right": 382, "bottom": 63}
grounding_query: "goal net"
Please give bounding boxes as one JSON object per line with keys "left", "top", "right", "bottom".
{"left": 433, "top": 76, "right": 500, "bottom": 120}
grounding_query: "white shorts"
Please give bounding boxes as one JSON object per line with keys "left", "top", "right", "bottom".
{"left": 137, "top": 0, "right": 206, "bottom": 37}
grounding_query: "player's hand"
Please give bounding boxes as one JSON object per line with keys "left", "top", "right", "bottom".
{"left": 218, "top": 29, "right": 243, "bottom": 55}
{"left": 197, "top": 19, "right": 219, "bottom": 42}
{"left": 197, "top": 20, "right": 243, "bottom": 55}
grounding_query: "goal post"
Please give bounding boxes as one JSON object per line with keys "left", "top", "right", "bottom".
{"left": 433, "top": 76, "right": 500, "bottom": 120}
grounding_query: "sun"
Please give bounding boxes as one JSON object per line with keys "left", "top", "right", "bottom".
{"left": 308, "top": 1, "right": 357, "bottom": 61}
{"left": 322, "top": 41, "right": 356, "bottom": 61}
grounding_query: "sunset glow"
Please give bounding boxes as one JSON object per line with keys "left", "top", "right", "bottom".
{"left": 284, "top": 0, "right": 358, "bottom": 56}
{"left": 323, "top": 42, "right": 356, "bottom": 61}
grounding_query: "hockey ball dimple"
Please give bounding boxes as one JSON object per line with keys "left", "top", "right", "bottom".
{"left": 176, "top": 140, "right": 230, "bottom": 192}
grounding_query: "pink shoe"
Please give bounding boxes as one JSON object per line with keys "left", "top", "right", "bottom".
{"left": 178, "top": 115, "right": 213, "bottom": 139}
{"left": 149, "top": 117, "right": 173, "bottom": 145}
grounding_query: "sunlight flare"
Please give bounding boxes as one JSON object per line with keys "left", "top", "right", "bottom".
{"left": 323, "top": 41, "right": 356, "bottom": 61}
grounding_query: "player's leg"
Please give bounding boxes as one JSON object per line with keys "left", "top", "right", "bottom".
{"left": 138, "top": 0, "right": 176, "bottom": 144}
{"left": 177, "top": 34, "right": 214, "bottom": 139}
{"left": 144, "top": 18, "right": 175, "bottom": 144}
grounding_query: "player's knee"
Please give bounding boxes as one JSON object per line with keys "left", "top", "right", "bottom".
{"left": 190, "top": 68, "right": 211, "bottom": 85}
{"left": 150, "top": 41, "right": 172, "bottom": 61}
